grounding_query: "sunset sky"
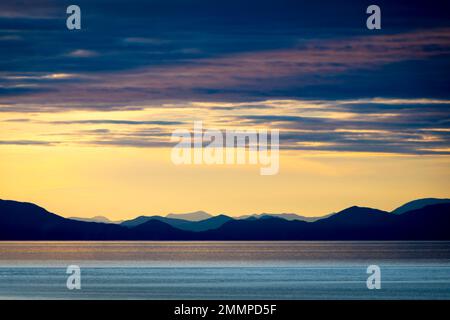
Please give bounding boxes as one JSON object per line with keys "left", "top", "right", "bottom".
{"left": 1, "top": 0, "right": 450, "bottom": 219}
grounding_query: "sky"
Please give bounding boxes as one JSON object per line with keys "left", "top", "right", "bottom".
{"left": 0, "top": 0, "right": 450, "bottom": 218}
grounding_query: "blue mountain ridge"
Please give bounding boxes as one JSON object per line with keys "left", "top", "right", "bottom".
{"left": 0, "top": 199, "right": 449, "bottom": 240}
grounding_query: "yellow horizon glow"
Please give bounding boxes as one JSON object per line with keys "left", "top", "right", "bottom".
{"left": 1, "top": 144, "right": 449, "bottom": 219}
{"left": 1, "top": 99, "right": 449, "bottom": 219}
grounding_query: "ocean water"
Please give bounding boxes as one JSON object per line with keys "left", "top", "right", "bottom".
{"left": 0, "top": 241, "right": 449, "bottom": 299}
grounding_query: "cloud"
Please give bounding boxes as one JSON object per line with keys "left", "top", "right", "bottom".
{"left": 2, "top": 118, "right": 30, "bottom": 122}
{"left": 86, "top": 139, "right": 171, "bottom": 148}
{"left": 0, "top": 140, "right": 57, "bottom": 146}
{"left": 2, "top": 73, "right": 78, "bottom": 81}
{"left": 2, "top": 27, "right": 450, "bottom": 110}
{"left": 0, "top": 35, "right": 22, "bottom": 41}
{"left": 123, "top": 37, "right": 170, "bottom": 45}
{"left": 0, "top": 1, "right": 58, "bottom": 18}
{"left": 1, "top": 98, "right": 449, "bottom": 155}
{"left": 66, "top": 50, "right": 99, "bottom": 58}
{"left": 48, "top": 119, "right": 184, "bottom": 125}
{"left": 0, "top": 3, "right": 449, "bottom": 156}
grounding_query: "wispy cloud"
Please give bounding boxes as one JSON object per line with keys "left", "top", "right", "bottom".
{"left": 2, "top": 73, "right": 79, "bottom": 81}
{"left": 0, "top": 140, "right": 57, "bottom": 146}
{"left": 48, "top": 119, "right": 184, "bottom": 125}
{"left": 2, "top": 118, "right": 30, "bottom": 122}
{"left": 123, "top": 37, "right": 170, "bottom": 45}
{"left": 66, "top": 50, "right": 99, "bottom": 58}
{"left": 0, "top": 1, "right": 58, "bottom": 18}
{"left": 1, "top": 98, "right": 448, "bottom": 155}
{"left": 2, "top": 28, "right": 450, "bottom": 110}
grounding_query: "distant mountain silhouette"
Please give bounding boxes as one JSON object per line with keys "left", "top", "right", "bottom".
{"left": 122, "top": 214, "right": 232, "bottom": 231}
{"left": 1, "top": 199, "right": 449, "bottom": 240}
{"left": 69, "top": 216, "right": 123, "bottom": 224}
{"left": 392, "top": 198, "right": 450, "bottom": 214}
{"left": 121, "top": 215, "right": 176, "bottom": 228}
{"left": 238, "top": 213, "right": 333, "bottom": 222}
{"left": 166, "top": 211, "right": 212, "bottom": 221}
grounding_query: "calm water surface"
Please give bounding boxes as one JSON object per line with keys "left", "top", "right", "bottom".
{"left": 0, "top": 241, "right": 449, "bottom": 299}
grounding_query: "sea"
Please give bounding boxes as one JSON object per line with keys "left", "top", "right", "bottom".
{"left": 0, "top": 241, "right": 449, "bottom": 299}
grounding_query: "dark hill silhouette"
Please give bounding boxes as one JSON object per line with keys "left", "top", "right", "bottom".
{"left": 128, "top": 219, "right": 196, "bottom": 240}
{"left": 393, "top": 203, "right": 450, "bottom": 240}
{"left": 122, "top": 214, "right": 232, "bottom": 231}
{"left": 309, "top": 206, "right": 397, "bottom": 240}
{"left": 203, "top": 205, "right": 450, "bottom": 240}
{"left": 202, "top": 217, "right": 311, "bottom": 240}
{"left": 1, "top": 199, "right": 449, "bottom": 240}
{"left": 392, "top": 198, "right": 450, "bottom": 214}
{"left": 0, "top": 199, "right": 126, "bottom": 240}
{"left": 203, "top": 207, "right": 393, "bottom": 240}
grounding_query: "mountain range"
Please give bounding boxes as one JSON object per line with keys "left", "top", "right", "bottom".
{"left": 0, "top": 198, "right": 449, "bottom": 240}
